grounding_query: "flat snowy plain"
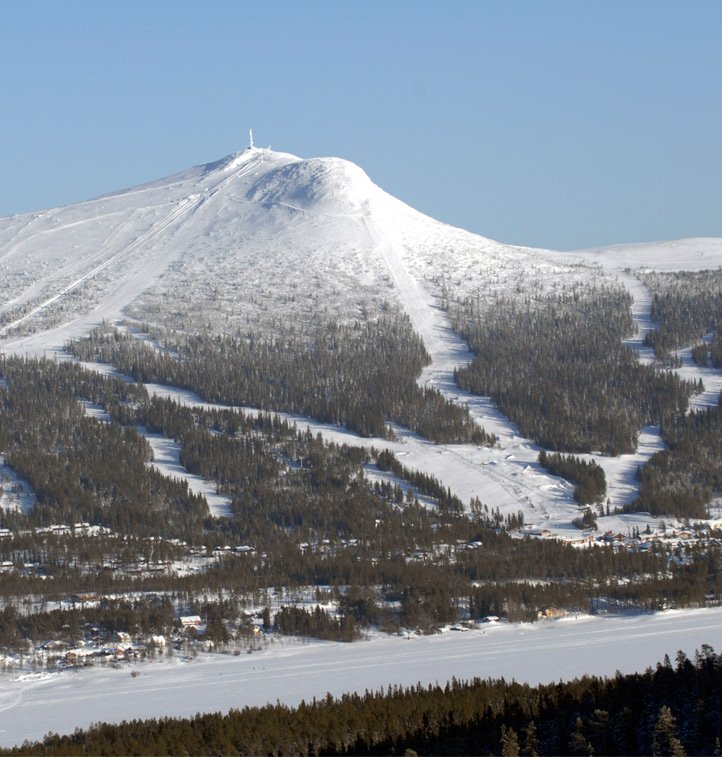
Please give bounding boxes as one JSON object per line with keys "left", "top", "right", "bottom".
{"left": 1, "top": 608, "right": 722, "bottom": 747}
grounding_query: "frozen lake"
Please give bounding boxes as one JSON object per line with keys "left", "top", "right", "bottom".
{"left": 1, "top": 607, "right": 722, "bottom": 747}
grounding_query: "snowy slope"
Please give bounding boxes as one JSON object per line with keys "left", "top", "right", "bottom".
{"left": 0, "top": 146, "right": 577, "bottom": 353}
{"left": 2, "top": 147, "right": 721, "bottom": 355}
{"left": 555, "top": 237, "right": 722, "bottom": 272}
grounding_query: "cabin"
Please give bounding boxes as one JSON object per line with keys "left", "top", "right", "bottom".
{"left": 538, "top": 607, "right": 569, "bottom": 619}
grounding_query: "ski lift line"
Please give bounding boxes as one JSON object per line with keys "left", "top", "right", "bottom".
{"left": 0, "top": 195, "right": 200, "bottom": 338}
{"left": 189, "top": 153, "right": 265, "bottom": 212}
{"left": 0, "top": 145, "right": 260, "bottom": 338}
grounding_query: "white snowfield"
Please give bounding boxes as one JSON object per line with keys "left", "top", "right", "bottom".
{"left": 1, "top": 607, "right": 722, "bottom": 747}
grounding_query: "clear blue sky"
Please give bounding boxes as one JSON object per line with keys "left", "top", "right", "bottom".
{"left": 1, "top": 0, "right": 720, "bottom": 250}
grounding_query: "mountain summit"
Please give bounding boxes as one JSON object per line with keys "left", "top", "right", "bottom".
{"left": 0, "top": 146, "right": 720, "bottom": 358}
{"left": 0, "top": 147, "right": 546, "bottom": 354}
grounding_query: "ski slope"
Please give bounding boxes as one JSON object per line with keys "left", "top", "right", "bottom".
{"left": 1, "top": 148, "right": 722, "bottom": 530}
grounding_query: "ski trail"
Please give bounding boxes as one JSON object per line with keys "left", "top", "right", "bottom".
{"left": 360, "top": 203, "right": 574, "bottom": 517}
{"left": 589, "top": 271, "right": 718, "bottom": 510}
{"left": 0, "top": 154, "right": 258, "bottom": 341}
{"left": 674, "top": 344, "right": 722, "bottom": 412}
{"left": 0, "top": 195, "right": 202, "bottom": 338}
{"left": 138, "top": 427, "right": 233, "bottom": 519}
{"left": 617, "top": 271, "right": 656, "bottom": 365}
{"left": 362, "top": 201, "right": 520, "bottom": 442}
{"left": 77, "top": 396, "right": 232, "bottom": 519}
{"left": 616, "top": 271, "right": 722, "bottom": 410}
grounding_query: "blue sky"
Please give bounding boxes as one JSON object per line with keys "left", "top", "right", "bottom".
{"left": 1, "top": 0, "right": 720, "bottom": 250}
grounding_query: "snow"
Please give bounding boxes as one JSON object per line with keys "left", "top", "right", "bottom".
{"left": 138, "top": 427, "right": 233, "bottom": 519}
{"left": 617, "top": 271, "right": 657, "bottom": 365}
{"left": 1, "top": 607, "right": 722, "bottom": 747}
{"left": 0, "top": 454, "right": 36, "bottom": 514}
{"left": 560, "top": 237, "right": 722, "bottom": 272}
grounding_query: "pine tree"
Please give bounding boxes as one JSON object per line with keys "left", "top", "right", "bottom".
{"left": 568, "top": 716, "right": 593, "bottom": 755}
{"left": 500, "top": 725, "right": 520, "bottom": 757}
{"left": 653, "top": 706, "right": 686, "bottom": 757}
{"left": 522, "top": 721, "right": 539, "bottom": 757}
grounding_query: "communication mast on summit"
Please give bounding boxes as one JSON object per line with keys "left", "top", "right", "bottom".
{"left": 249, "top": 129, "right": 254, "bottom": 149}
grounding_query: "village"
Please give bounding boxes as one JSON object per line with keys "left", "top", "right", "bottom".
{"left": 0, "top": 504, "right": 720, "bottom": 678}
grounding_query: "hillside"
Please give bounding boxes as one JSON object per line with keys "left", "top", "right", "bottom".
{"left": 0, "top": 146, "right": 564, "bottom": 351}
{"left": 1, "top": 147, "right": 722, "bottom": 535}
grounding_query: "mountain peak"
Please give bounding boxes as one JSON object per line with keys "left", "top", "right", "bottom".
{"left": 0, "top": 145, "right": 620, "bottom": 357}
{"left": 245, "top": 154, "right": 375, "bottom": 214}
{"left": 201, "top": 146, "right": 296, "bottom": 176}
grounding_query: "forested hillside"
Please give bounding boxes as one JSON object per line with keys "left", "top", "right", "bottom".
{"left": 452, "top": 288, "right": 695, "bottom": 455}
{"left": 633, "top": 395, "right": 722, "bottom": 519}
{"left": 642, "top": 269, "right": 722, "bottom": 362}
{"left": 1, "top": 355, "right": 720, "bottom": 658}
{"left": 67, "top": 318, "right": 492, "bottom": 444}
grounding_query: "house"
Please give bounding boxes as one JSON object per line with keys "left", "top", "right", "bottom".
{"left": 71, "top": 593, "right": 101, "bottom": 607}
{"left": 538, "top": 607, "right": 569, "bottom": 619}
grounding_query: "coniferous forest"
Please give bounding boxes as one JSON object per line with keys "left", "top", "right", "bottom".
{"left": 67, "top": 317, "right": 493, "bottom": 444}
{"left": 1, "top": 353, "right": 721, "bottom": 660}
{"left": 538, "top": 451, "right": 606, "bottom": 506}
{"left": 447, "top": 285, "right": 722, "bottom": 523}
{"left": 632, "top": 395, "right": 722, "bottom": 519}
{"left": 2, "top": 271, "right": 722, "bottom": 753}
{"left": 641, "top": 270, "right": 722, "bottom": 361}
{"left": 451, "top": 288, "right": 695, "bottom": 455}
{"left": 6, "top": 645, "right": 722, "bottom": 755}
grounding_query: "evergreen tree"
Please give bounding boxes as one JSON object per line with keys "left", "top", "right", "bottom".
{"left": 501, "top": 724, "right": 521, "bottom": 757}
{"left": 653, "top": 706, "right": 686, "bottom": 757}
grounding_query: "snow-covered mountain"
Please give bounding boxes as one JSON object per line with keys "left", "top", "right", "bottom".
{"left": 2, "top": 145, "right": 721, "bottom": 354}
{"left": 0, "top": 146, "right": 572, "bottom": 354}
{"left": 2, "top": 146, "right": 722, "bottom": 536}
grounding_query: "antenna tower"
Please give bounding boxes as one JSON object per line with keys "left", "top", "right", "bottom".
{"left": 249, "top": 129, "right": 254, "bottom": 149}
